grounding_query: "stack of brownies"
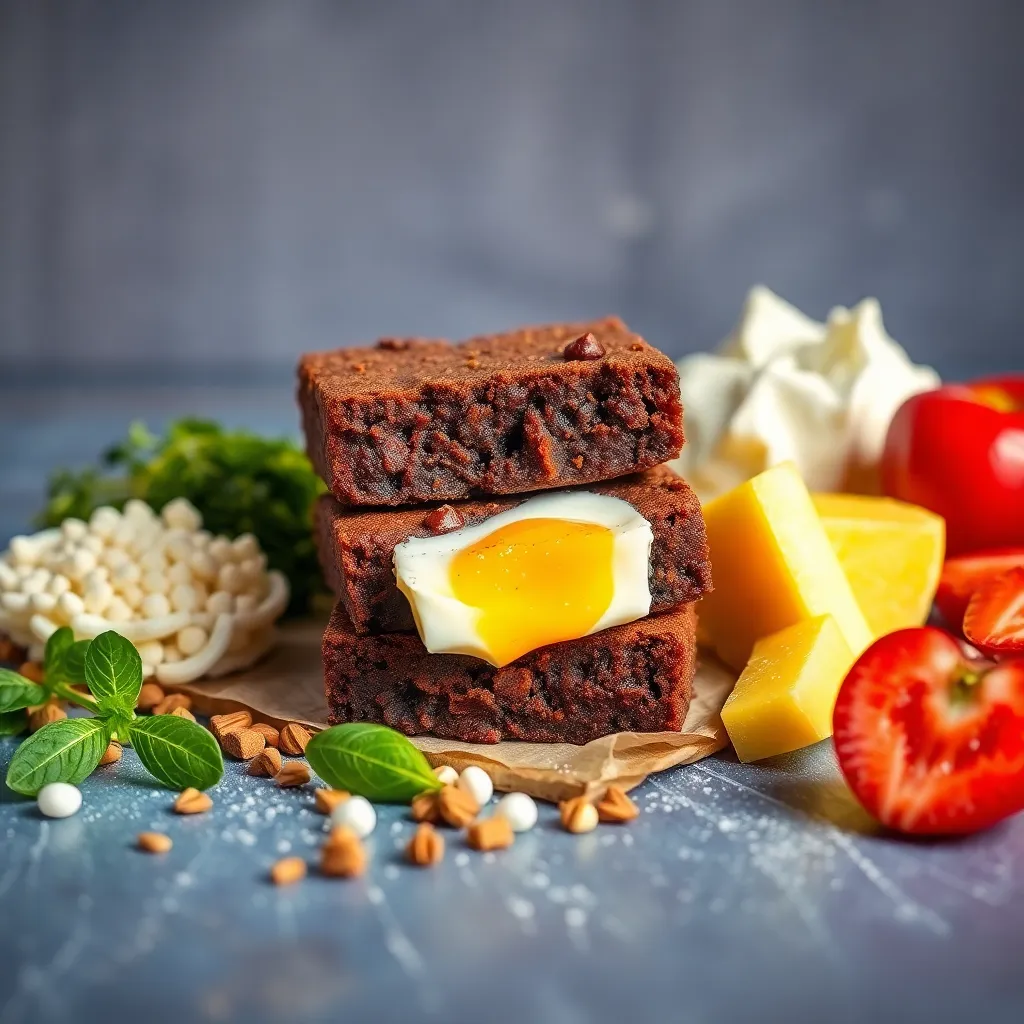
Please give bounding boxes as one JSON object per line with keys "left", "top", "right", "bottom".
{"left": 298, "top": 317, "right": 712, "bottom": 745}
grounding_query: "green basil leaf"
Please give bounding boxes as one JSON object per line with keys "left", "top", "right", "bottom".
{"left": 129, "top": 715, "right": 223, "bottom": 791}
{"left": 44, "top": 627, "right": 91, "bottom": 689}
{"left": 5, "top": 717, "right": 108, "bottom": 796}
{"left": 305, "top": 723, "right": 442, "bottom": 803}
{"left": 0, "top": 710, "right": 28, "bottom": 736}
{"left": 85, "top": 631, "right": 142, "bottom": 715}
{"left": 0, "top": 668, "right": 46, "bottom": 713}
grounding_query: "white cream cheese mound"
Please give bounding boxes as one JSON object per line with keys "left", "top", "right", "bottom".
{"left": 671, "top": 286, "right": 940, "bottom": 500}
{"left": 0, "top": 498, "right": 289, "bottom": 684}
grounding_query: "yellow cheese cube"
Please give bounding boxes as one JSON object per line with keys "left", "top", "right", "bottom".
{"left": 813, "top": 493, "right": 945, "bottom": 639}
{"left": 700, "top": 462, "right": 872, "bottom": 670}
{"left": 722, "top": 615, "right": 854, "bottom": 762}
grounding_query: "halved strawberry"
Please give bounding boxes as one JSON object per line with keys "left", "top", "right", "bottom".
{"left": 963, "top": 567, "right": 1024, "bottom": 655}
{"left": 935, "top": 548, "right": 1024, "bottom": 629}
{"left": 833, "top": 627, "right": 1024, "bottom": 835}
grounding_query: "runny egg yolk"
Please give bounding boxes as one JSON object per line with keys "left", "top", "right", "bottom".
{"left": 449, "top": 517, "right": 615, "bottom": 667}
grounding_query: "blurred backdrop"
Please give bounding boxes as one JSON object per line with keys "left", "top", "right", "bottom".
{"left": 2, "top": 0, "right": 1023, "bottom": 382}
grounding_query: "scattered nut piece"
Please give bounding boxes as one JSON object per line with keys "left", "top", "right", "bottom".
{"left": 174, "top": 788, "right": 213, "bottom": 814}
{"left": 222, "top": 728, "right": 266, "bottom": 760}
{"left": 29, "top": 702, "right": 66, "bottom": 732}
{"left": 136, "top": 681, "right": 165, "bottom": 711}
{"left": 438, "top": 785, "right": 479, "bottom": 828}
{"left": 320, "top": 826, "right": 366, "bottom": 878}
{"left": 275, "top": 761, "right": 311, "bottom": 788}
{"left": 168, "top": 705, "right": 196, "bottom": 722}
{"left": 560, "top": 796, "right": 599, "bottom": 834}
{"left": 407, "top": 823, "right": 445, "bottom": 866}
{"left": 153, "top": 693, "right": 191, "bottom": 716}
{"left": 467, "top": 816, "right": 514, "bottom": 851}
{"left": 278, "top": 722, "right": 311, "bottom": 756}
{"left": 250, "top": 722, "right": 280, "bottom": 748}
{"left": 137, "top": 831, "right": 173, "bottom": 854}
{"left": 270, "top": 856, "right": 307, "bottom": 886}
{"left": 314, "top": 788, "right": 350, "bottom": 815}
{"left": 595, "top": 785, "right": 639, "bottom": 823}
{"left": 18, "top": 661, "right": 44, "bottom": 684}
{"left": 410, "top": 791, "right": 442, "bottom": 824}
{"left": 249, "top": 747, "right": 283, "bottom": 777}
{"left": 99, "top": 740, "right": 123, "bottom": 766}
{"left": 209, "top": 710, "right": 251, "bottom": 738}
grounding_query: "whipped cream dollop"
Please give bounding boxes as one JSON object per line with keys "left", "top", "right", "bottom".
{"left": 671, "top": 287, "right": 940, "bottom": 499}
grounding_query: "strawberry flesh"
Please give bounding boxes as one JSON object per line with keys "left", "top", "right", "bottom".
{"left": 963, "top": 567, "right": 1024, "bottom": 654}
{"left": 936, "top": 548, "right": 1024, "bottom": 629}
{"left": 833, "top": 627, "right": 1024, "bottom": 835}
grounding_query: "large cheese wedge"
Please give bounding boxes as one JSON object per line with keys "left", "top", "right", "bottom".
{"left": 722, "top": 615, "right": 854, "bottom": 762}
{"left": 700, "top": 462, "right": 872, "bottom": 670}
{"left": 813, "top": 493, "right": 944, "bottom": 639}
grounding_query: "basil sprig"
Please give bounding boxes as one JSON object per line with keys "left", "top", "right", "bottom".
{"left": 305, "top": 723, "right": 442, "bottom": 803}
{"left": 4, "top": 630, "right": 223, "bottom": 797}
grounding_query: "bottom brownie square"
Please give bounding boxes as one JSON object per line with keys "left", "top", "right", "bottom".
{"left": 322, "top": 602, "right": 698, "bottom": 744}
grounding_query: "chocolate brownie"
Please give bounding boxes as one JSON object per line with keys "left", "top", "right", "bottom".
{"left": 315, "top": 465, "right": 712, "bottom": 635}
{"left": 322, "top": 601, "right": 698, "bottom": 744}
{"left": 298, "top": 317, "right": 684, "bottom": 506}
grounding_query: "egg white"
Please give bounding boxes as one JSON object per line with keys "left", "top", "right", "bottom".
{"left": 393, "top": 490, "right": 654, "bottom": 666}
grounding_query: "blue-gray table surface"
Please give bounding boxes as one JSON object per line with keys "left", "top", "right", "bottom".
{"left": 1, "top": 385, "right": 1022, "bottom": 1024}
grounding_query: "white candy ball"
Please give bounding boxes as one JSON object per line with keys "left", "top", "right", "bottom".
{"left": 89, "top": 506, "right": 121, "bottom": 538}
{"left": 112, "top": 562, "right": 142, "bottom": 587}
{"left": 37, "top": 782, "right": 82, "bottom": 819}
{"left": 166, "top": 537, "right": 192, "bottom": 564}
{"left": 83, "top": 582, "right": 114, "bottom": 616}
{"left": 139, "top": 550, "right": 167, "bottom": 573}
{"left": 31, "top": 592, "right": 57, "bottom": 615}
{"left": 495, "top": 792, "right": 538, "bottom": 833}
{"left": 217, "top": 564, "right": 243, "bottom": 594}
{"left": 21, "top": 569, "right": 51, "bottom": 596}
{"left": 188, "top": 550, "right": 217, "bottom": 581}
{"left": 68, "top": 549, "right": 97, "bottom": 580}
{"left": 109, "top": 521, "right": 136, "bottom": 549}
{"left": 162, "top": 644, "right": 183, "bottom": 664}
{"left": 330, "top": 795, "right": 376, "bottom": 838}
{"left": 102, "top": 547, "right": 131, "bottom": 572}
{"left": 119, "top": 582, "right": 143, "bottom": 610}
{"left": 81, "top": 535, "right": 105, "bottom": 556}
{"left": 140, "top": 593, "right": 171, "bottom": 619}
{"left": 231, "top": 533, "right": 259, "bottom": 561}
{"left": 123, "top": 498, "right": 155, "bottom": 523}
{"left": 433, "top": 765, "right": 458, "bottom": 786}
{"left": 457, "top": 766, "right": 494, "bottom": 806}
{"left": 176, "top": 625, "right": 208, "bottom": 657}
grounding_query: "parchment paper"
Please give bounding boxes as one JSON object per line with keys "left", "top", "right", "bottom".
{"left": 171, "top": 620, "right": 738, "bottom": 802}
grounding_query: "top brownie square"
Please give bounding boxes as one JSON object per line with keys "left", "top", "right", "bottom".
{"left": 297, "top": 317, "right": 685, "bottom": 506}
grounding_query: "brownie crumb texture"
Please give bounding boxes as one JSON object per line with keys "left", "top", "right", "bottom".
{"left": 298, "top": 318, "right": 684, "bottom": 507}
{"left": 322, "top": 602, "right": 698, "bottom": 744}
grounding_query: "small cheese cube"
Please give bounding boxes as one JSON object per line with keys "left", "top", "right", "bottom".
{"left": 699, "top": 462, "right": 872, "bottom": 670}
{"left": 722, "top": 615, "right": 854, "bottom": 762}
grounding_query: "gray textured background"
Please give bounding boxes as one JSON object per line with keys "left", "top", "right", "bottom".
{"left": 2, "top": 0, "right": 1023, "bottom": 381}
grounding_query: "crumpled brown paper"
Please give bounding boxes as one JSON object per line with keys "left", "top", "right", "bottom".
{"left": 171, "top": 619, "right": 737, "bottom": 802}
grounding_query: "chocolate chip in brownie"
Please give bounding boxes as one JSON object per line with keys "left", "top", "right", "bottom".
{"left": 422, "top": 505, "right": 466, "bottom": 535}
{"left": 563, "top": 332, "right": 605, "bottom": 361}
